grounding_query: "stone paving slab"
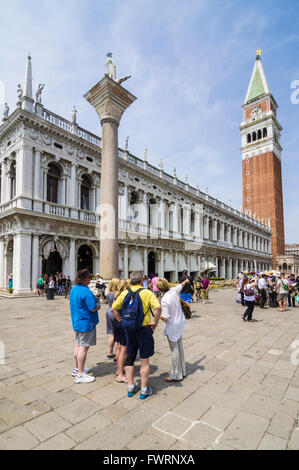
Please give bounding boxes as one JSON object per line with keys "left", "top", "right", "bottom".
{"left": 1, "top": 289, "right": 299, "bottom": 450}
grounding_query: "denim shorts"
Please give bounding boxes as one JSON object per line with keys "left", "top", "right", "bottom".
{"left": 125, "top": 326, "right": 154, "bottom": 362}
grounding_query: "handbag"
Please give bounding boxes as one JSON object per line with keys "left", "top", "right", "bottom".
{"left": 180, "top": 298, "right": 192, "bottom": 319}
{"left": 296, "top": 295, "right": 299, "bottom": 303}
{"left": 236, "top": 292, "right": 242, "bottom": 303}
{"left": 244, "top": 287, "right": 254, "bottom": 296}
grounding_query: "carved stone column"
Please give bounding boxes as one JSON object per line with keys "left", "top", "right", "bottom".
{"left": 84, "top": 75, "right": 136, "bottom": 279}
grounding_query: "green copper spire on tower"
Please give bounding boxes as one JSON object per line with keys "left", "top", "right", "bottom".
{"left": 244, "top": 50, "right": 271, "bottom": 103}
{"left": 247, "top": 66, "right": 265, "bottom": 100}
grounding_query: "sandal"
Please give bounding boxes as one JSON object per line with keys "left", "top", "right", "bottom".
{"left": 116, "top": 377, "right": 128, "bottom": 383}
{"left": 106, "top": 354, "right": 116, "bottom": 359}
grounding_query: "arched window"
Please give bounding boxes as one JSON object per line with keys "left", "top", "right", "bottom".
{"left": 47, "top": 163, "right": 61, "bottom": 203}
{"left": 282, "top": 263, "right": 287, "bottom": 271}
{"left": 81, "top": 174, "right": 92, "bottom": 210}
{"left": 263, "top": 127, "right": 267, "bottom": 138}
{"left": 247, "top": 134, "right": 251, "bottom": 143}
{"left": 252, "top": 131, "right": 257, "bottom": 142}
{"left": 257, "top": 129, "right": 262, "bottom": 140}
{"left": 9, "top": 161, "right": 16, "bottom": 200}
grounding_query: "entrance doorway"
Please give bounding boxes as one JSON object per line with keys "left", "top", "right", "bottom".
{"left": 78, "top": 245, "right": 93, "bottom": 273}
{"left": 148, "top": 251, "right": 156, "bottom": 277}
{"left": 42, "top": 250, "right": 62, "bottom": 276}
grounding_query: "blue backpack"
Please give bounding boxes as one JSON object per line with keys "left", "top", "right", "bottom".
{"left": 121, "top": 288, "right": 145, "bottom": 331}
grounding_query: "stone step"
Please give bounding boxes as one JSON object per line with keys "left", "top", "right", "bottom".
{"left": 0, "top": 290, "right": 36, "bottom": 299}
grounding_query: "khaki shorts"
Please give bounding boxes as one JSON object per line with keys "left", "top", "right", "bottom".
{"left": 75, "top": 327, "right": 96, "bottom": 347}
{"left": 202, "top": 289, "right": 209, "bottom": 299}
{"left": 277, "top": 293, "right": 288, "bottom": 303}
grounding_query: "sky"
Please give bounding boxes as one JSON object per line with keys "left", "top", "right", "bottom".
{"left": 0, "top": 0, "right": 298, "bottom": 242}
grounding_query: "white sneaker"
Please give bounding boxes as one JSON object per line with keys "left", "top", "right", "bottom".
{"left": 72, "top": 368, "right": 90, "bottom": 377}
{"left": 74, "top": 373, "right": 95, "bottom": 384}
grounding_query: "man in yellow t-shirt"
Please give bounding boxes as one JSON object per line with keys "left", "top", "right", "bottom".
{"left": 111, "top": 272, "right": 161, "bottom": 399}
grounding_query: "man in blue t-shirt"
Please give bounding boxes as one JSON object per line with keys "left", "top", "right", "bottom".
{"left": 70, "top": 269, "right": 101, "bottom": 383}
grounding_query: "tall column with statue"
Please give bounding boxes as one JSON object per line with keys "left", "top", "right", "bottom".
{"left": 84, "top": 53, "right": 136, "bottom": 279}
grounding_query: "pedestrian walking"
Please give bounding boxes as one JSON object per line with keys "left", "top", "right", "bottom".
{"left": 241, "top": 276, "right": 257, "bottom": 321}
{"left": 156, "top": 277, "right": 189, "bottom": 382}
{"left": 201, "top": 275, "right": 210, "bottom": 304}
{"left": 111, "top": 272, "right": 161, "bottom": 399}
{"left": 276, "top": 273, "right": 289, "bottom": 312}
{"left": 70, "top": 269, "right": 101, "bottom": 383}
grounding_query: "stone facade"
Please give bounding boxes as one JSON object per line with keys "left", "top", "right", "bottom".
{"left": 0, "top": 57, "right": 272, "bottom": 294}
{"left": 277, "top": 254, "right": 299, "bottom": 276}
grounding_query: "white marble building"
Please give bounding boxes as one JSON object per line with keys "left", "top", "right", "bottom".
{"left": 0, "top": 56, "right": 272, "bottom": 294}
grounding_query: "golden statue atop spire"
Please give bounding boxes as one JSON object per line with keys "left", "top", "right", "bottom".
{"left": 256, "top": 48, "right": 261, "bottom": 57}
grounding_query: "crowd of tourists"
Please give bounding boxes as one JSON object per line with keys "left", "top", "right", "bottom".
{"left": 69, "top": 268, "right": 197, "bottom": 399}
{"left": 237, "top": 271, "right": 299, "bottom": 322}
{"left": 34, "top": 273, "right": 72, "bottom": 298}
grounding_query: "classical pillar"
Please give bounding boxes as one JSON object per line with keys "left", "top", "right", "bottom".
{"left": 31, "top": 235, "right": 40, "bottom": 290}
{"left": 215, "top": 256, "right": 219, "bottom": 277}
{"left": 171, "top": 202, "right": 179, "bottom": 237}
{"left": 183, "top": 205, "right": 190, "bottom": 239}
{"left": 220, "top": 258, "right": 226, "bottom": 278}
{"left": 220, "top": 222, "right": 225, "bottom": 241}
{"left": 60, "top": 177, "right": 66, "bottom": 206}
{"left": 124, "top": 246, "right": 129, "bottom": 278}
{"left": 70, "top": 163, "right": 78, "bottom": 218}
{"left": 227, "top": 258, "right": 233, "bottom": 279}
{"left": 159, "top": 199, "right": 166, "bottom": 237}
{"left": 212, "top": 219, "right": 217, "bottom": 241}
{"left": 1, "top": 160, "right": 7, "bottom": 204}
{"left": 69, "top": 238, "right": 76, "bottom": 281}
{"left": 204, "top": 215, "right": 209, "bottom": 239}
{"left": 143, "top": 247, "right": 148, "bottom": 277}
{"left": 16, "top": 145, "right": 33, "bottom": 210}
{"left": 159, "top": 250, "right": 164, "bottom": 277}
{"left": 13, "top": 233, "right": 32, "bottom": 294}
{"left": 0, "top": 238, "right": 4, "bottom": 289}
{"left": 84, "top": 75, "right": 136, "bottom": 279}
{"left": 33, "top": 150, "right": 42, "bottom": 212}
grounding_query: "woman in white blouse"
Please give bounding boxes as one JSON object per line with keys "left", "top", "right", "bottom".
{"left": 156, "top": 278, "right": 190, "bottom": 382}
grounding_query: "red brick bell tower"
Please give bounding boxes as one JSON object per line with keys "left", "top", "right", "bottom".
{"left": 240, "top": 50, "right": 285, "bottom": 267}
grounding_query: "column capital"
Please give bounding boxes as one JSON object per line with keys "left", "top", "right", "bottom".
{"left": 83, "top": 75, "right": 137, "bottom": 127}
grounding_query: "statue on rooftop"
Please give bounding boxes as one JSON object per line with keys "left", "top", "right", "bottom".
{"left": 105, "top": 52, "right": 131, "bottom": 85}
{"left": 35, "top": 84, "right": 45, "bottom": 103}
{"left": 72, "top": 105, "right": 77, "bottom": 124}
{"left": 2, "top": 102, "right": 9, "bottom": 120}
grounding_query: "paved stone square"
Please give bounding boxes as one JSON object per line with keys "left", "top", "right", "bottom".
{"left": 0, "top": 289, "right": 299, "bottom": 450}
